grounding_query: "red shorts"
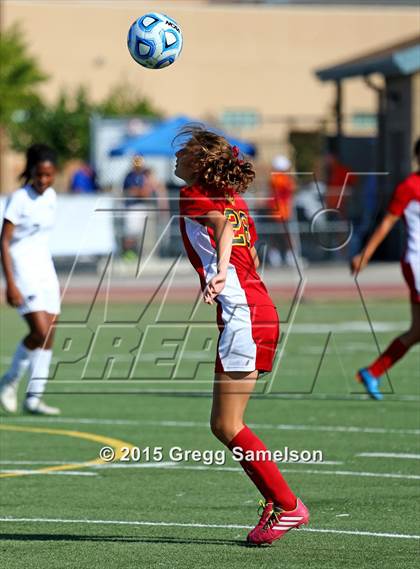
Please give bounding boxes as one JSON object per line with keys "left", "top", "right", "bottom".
{"left": 215, "top": 303, "right": 280, "bottom": 375}
{"left": 401, "top": 261, "right": 420, "bottom": 304}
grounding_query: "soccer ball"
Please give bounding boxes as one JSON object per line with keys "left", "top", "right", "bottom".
{"left": 127, "top": 12, "right": 183, "bottom": 69}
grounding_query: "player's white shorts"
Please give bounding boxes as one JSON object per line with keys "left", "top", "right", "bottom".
{"left": 15, "top": 272, "right": 61, "bottom": 316}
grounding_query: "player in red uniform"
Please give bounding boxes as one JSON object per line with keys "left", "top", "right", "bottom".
{"left": 176, "top": 126, "right": 309, "bottom": 545}
{"left": 351, "top": 138, "right": 420, "bottom": 400}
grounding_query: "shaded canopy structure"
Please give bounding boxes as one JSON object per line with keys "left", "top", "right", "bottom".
{"left": 315, "top": 35, "right": 420, "bottom": 189}
{"left": 109, "top": 115, "right": 256, "bottom": 157}
{"left": 316, "top": 35, "right": 420, "bottom": 81}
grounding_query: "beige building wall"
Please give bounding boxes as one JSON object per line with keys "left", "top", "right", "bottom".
{"left": 2, "top": 0, "right": 419, "bottom": 190}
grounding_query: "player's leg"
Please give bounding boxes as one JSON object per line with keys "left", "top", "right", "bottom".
{"left": 23, "top": 311, "right": 60, "bottom": 415}
{"left": 0, "top": 340, "right": 31, "bottom": 412}
{"left": 358, "top": 302, "right": 420, "bottom": 399}
{"left": 368, "top": 301, "right": 420, "bottom": 375}
{"left": 211, "top": 370, "right": 296, "bottom": 509}
{"left": 399, "top": 301, "right": 420, "bottom": 347}
{"left": 0, "top": 310, "right": 52, "bottom": 413}
{"left": 210, "top": 370, "right": 308, "bottom": 544}
{"left": 210, "top": 370, "right": 257, "bottom": 443}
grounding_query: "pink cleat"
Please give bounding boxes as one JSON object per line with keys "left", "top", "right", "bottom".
{"left": 247, "top": 498, "right": 309, "bottom": 546}
{"left": 249, "top": 500, "right": 274, "bottom": 534}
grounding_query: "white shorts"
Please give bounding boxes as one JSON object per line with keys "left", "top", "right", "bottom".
{"left": 15, "top": 274, "right": 61, "bottom": 316}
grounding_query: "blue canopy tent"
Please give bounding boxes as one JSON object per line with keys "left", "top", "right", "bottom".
{"left": 109, "top": 115, "right": 256, "bottom": 157}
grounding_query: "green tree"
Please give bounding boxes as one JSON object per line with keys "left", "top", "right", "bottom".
{"left": 289, "top": 130, "right": 324, "bottom": 173}
{"left": 8, "top": 86, "right": 93, "bottom": 163}
{"left": 8, "top": 82, "right": 163, "bottom": 163}
{"left": 0, "top": 24, "right": 48, "bottom": 129}
{"left": 97, "top": 83, "right": 162, "bottom": 118}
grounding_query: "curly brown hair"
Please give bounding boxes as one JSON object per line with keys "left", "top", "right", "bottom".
{"left": 176, "top": 125, "right": 255, "bottom": 194}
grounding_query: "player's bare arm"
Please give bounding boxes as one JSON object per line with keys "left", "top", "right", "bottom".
{"left": 0, "top": 220, "right": 23, "bottom": 307}
{"left": 351, "top": 213, "right": 399, "bottom": 274}
{"left": 202, "top": 209, "right": 234, "bottom": 305}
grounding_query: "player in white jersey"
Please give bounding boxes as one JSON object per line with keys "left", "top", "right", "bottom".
{"left": 0, "top": 144, "right": 61, "bottom": 415}
{"left": 351, "top": 138, "right": 420, "bottom": 400}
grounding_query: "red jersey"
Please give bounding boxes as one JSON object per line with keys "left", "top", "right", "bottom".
{"left": 326, "top": 162, "right": 357, "bottom": 209}
{"left": 179, "top": 185, "right": 272, "bottom": 306}
{"left": 179, "top": 185, "right": 279, "bottom": 373}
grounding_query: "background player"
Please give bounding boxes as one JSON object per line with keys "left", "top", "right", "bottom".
{"left": 351, "top": 138, "right": 420, "bottom": 400}
{"left": 267, "top": 155, "right": 297, "bottom": 267}
{"left": 176, "top": 126, "right": 309, "bottom": 546}
{"left": 0, "top": 144, "right": 61, "bottom": 415}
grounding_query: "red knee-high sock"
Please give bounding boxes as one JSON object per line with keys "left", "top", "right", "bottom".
{"left": 368, "top": 338, "right": 409, "bottom": 378}
{"left": 228, "top": 425, "right": 296, "bottom": 511}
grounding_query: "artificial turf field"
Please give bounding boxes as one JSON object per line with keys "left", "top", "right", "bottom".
{"left": 0, "top": 298, "right": 419, "bottom": 569}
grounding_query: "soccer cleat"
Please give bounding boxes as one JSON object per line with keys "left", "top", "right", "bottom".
{"left": 0, "top": 379, "right": 18, "bottom": 413}
{"left": 250, "top": 500, "right": 274, "bottom": 534}
{"left": 357, "top": 368, "right": 383, "bottom": 401}
{"left": 247, "top": 498, "right": 309, "bottom": 546}
{"left": 23, "top": 399, "right": 61, "bottom": 416}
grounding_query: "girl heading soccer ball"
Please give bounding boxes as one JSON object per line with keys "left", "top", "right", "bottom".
{"left": 176, "top": 126, "right": 309, "bottom": 546}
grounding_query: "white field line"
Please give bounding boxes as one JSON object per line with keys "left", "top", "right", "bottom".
{"left": 0, "top": 470, "right": 97, "bottom": 476}
{"left": 32, "top": 393, "right": 420, "bottom": 402}
{"left": 263, "top": 394, "right": 420, "bottom": 402}
{"left": 0, "top": 460, "right": 343, "bottom": 467}
{"left": 94, "top": 461, "right": 344, "bottom": 470}
{"left": 19, "top": 383, "right": 420, "bottom": 394}
{"left": 91, "top": 462, "right": 420, "bottom": 480}
{"left": 0, "top": 322, "right": 411, "bottom": 371}
{"left": 19, "top": 385, "right": 420, "bottom": 395}
{"left": 281, "top": 469, "right": 420, "bottom": 481}
{"left": 0, "top": 351, "right": 312, "bottom": 366}
{"left": 3, "top": 461, "right": 416, "bottom": 480}
{"left": 357, "top": 453, "right": 420, "bottom": 460}
{"left": 299, "top": 345, "right": 375, "bottom": 355}
{"left": 296, "top": 341, "right": 418, "bottom": 354}
{"left": 0, "top": 350, "right": 396, "bottom": 364}
{"left": 0, "top": 461, "right": 88, "bottom": 465}
{"left": 289, "top": 322, "right": 409, "bottom": 333}
{"left": 1, "top": 353, "right": 212, "bottom": 364}
{"left": 4, "top": 416, "right": 420, "bottom": 436}
{"left": 0, "top": 320, "right": 416, "bottom": 365}
{"left": 0, "top": 516, "right": 418, "bottom": 540}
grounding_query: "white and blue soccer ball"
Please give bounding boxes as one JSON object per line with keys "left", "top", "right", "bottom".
{"left": 127, "top": 12, "right": 183, "bottom": 69}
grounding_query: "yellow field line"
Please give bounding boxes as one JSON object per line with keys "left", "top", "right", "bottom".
{"left": 0, "top": 424, "right": 135, "bottom": 479}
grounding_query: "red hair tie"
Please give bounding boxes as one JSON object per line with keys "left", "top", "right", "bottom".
{"left": 232, "top": 145, "right": 244, "bottom": 165}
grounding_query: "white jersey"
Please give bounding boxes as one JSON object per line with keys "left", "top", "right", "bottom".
{"left": 3, "top": 185, "right": 57, "bottom": 284}
{"left": 387, "top": 172, "right": 420, "bottom": 301}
